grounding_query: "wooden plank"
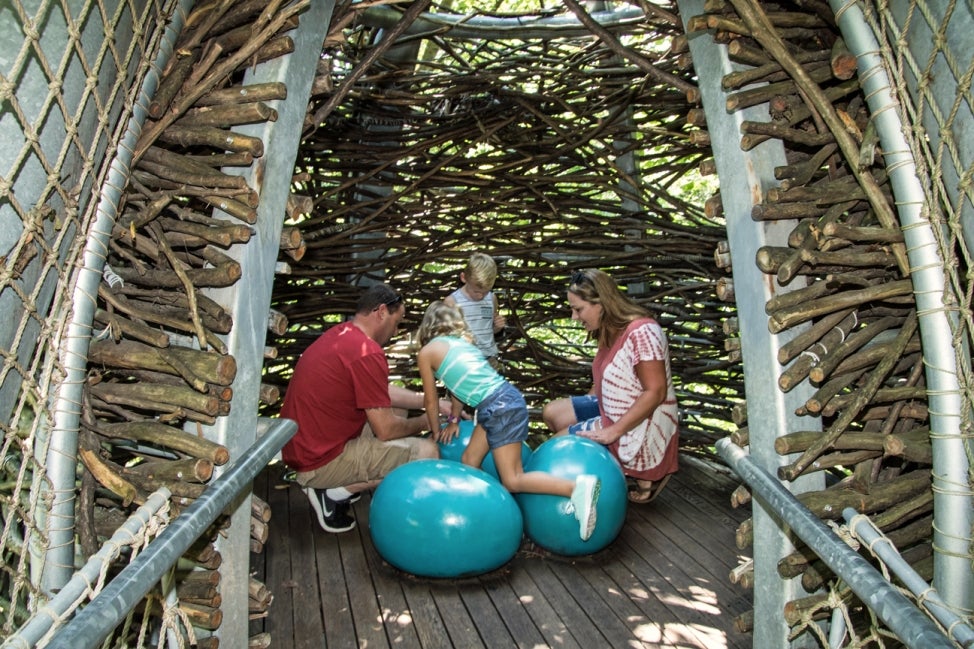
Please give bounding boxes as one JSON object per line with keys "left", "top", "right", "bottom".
{"left": 504, "top": 556, "right": 584, "bottom": 649}
{"left": 426, "top": 583, "right": 487, "bottom": 648}
{"left": 308, "top": 485, "right": 358, "bottom": 649}
{"left": 644, "top": 489, "right": 750, "bottom": 580}
{"left": 257, "top": 459, "right": 754, "bottom": 649}
{"left": 616, "top": 521, "right": 750, "bottom": 649}
{"left": 481, "top": 572, "right": 552, "bottom": 648}
{"left": 398, "top": 579, "right": 455, "bottom": 649}
{"left": 629, "top": 493, "right": 752, "bottom": 614}
{"left": 337, "top": 503, "right": 391, "bottom": 649}
{"left": 456, "top": 583, "right": 516, "bottom": 646}
{"left": 250, "top": 469, "right": 299, "bottom": 643}
{"left": 542, "top": 555, "right": 659, "bottom": 648}
{"left": 519, "top": 556, "right": 610, "bottom": 647}
{"left": 282, "top": 477, "right": 329, "bottom": 649}
{"left": 356, "top": 497, "right": 423, "bottom": 648}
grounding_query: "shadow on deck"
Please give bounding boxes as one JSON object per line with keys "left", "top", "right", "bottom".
{"left": 249, "top": 456, "right": 753, "bottom": 648}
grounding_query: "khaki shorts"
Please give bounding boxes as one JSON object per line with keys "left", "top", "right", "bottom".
{"left": 296, "top": 424, "right": 432, "bottom": 490}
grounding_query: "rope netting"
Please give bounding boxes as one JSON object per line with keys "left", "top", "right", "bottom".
{"left": 0, "top": 0, "right": 176, "bottom": 638}
{"left": 0, "top": 0, "right": 971, "bottom": 646}
{"left": 871, "top": 0, "right": 974, "bottom": 453}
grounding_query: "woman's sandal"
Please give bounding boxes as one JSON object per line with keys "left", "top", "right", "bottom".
{"left": 627, "top": 474, "right": 672, "bottom": 504}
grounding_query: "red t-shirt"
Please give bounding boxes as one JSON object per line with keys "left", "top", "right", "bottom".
{"left": 280, "top": 322, "right": 391, "bottom": 472}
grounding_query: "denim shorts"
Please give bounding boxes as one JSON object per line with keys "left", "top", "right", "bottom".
{"left": 567, "top": 394, "right": 601, "bottom": 436}
{"left": 571, "top": 394, "right": 600, "bottom": 420}
{"left": 476, "top": 382, "right": 529, "bottom": 449}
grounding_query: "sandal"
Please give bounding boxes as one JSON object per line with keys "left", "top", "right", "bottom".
{"left": 627, "top": 474, "right": 671, "bottom": 504}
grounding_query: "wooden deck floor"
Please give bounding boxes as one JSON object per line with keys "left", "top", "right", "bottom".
{"left": 249, "top": 456, "right": 754, "bottom": 649}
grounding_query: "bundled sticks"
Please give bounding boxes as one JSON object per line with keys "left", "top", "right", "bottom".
{"left": 81, "top": 1, "right": 313, "bottom": 645}
{"left": 688, "top": 0, "right": 933, "bottom": 637}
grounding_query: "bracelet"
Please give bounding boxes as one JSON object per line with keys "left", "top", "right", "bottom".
{"left": 447, "top": 415, "right": 459, "bottom": 424}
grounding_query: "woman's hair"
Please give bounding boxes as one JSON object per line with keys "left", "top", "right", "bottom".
{"left": 569, "top": 268, "right": 651, "bottom": 348}
{"left": 416, "top": 300, "right": 475, "bottom": 346}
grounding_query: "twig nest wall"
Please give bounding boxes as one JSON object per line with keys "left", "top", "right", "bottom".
{"left": 369, "top": 459, "right": 523, "bottom": 578}
{"left": 516, "top": 436, "right": 628, "bottom": 556}
{"left": 437, "top": 419, "right": 533, "bottom": 481}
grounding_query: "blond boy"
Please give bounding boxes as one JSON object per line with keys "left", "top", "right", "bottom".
{"left": 444, "top": 253, "right": 507, "bottom": 367}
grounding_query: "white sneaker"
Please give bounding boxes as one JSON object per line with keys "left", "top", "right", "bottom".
{"left": 569, "top": 474, "right": 600, "bottom": 541}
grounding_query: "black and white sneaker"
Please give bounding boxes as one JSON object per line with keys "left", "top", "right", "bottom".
{"left": 304, "top": 487, "right": 356, "bottom": 533}
{"left": 327, "top": 488, "right": 361, "bottom": 505}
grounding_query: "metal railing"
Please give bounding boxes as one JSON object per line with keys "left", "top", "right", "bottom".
{"left": 717, "top": 438, "right": 958, "bottom": 649}
{"left": 9, "top": 418, "right": 296, "bottom": 649}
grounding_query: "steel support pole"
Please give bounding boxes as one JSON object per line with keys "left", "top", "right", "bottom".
{"left": 678, "top": 1, "right": 825, "bottom": 645}
{"left": 719, "top": 439, "right": 956, "bottom": 649}
{"left": 196, "top": 2, "right": 335, "bottom": 645}
{"left": 844, "top": 508, "right": 974, "bottom": 647}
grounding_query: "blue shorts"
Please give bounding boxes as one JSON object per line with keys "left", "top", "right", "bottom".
{"left": 571, "top": 394, "right": 600, "bottom": 419}
{"left": 568, "top": 394, "right": 601, "bottom": 436}
{"left": 476, "top": 382, "right": 529, "bottom": 449}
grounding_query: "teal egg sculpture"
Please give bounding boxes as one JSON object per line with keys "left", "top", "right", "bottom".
{"left": 369, "top": 459, "right": 524, "bottom": 578}
{"left": 437, "top": 419, "right": 533, "bottom": 481}
{"left": 515, "top": 435, "right": 627, "bottom": 556}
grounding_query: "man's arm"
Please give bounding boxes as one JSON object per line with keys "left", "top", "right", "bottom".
{"left": 369, "top": 385, "right": 452, "bottom": 441}
{"left": 365, "top": 406, "right": 428, "bottom": 441}
{"left": 389, "top": 384, "right": 425, "bottom": 410}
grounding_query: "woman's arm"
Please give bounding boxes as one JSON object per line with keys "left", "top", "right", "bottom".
{"left": 582, "top": 360, "right": 666, "bottom": 445}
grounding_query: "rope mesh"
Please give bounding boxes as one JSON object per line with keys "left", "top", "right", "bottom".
{"left": 0, "top": 0, "right": 175, "bottom": 641}
{"left": 0, "top": 0, "right": 971, "bottom": 646}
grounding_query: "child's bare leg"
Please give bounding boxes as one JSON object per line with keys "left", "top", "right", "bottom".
{"left": 460, "top": 424, "right": 490, "bottom": 468}
{"left": 492, "top": 444, "right": 601, "bottom": 541}
{"left": 491, "top": 443, "right": 574, "bottom": 496}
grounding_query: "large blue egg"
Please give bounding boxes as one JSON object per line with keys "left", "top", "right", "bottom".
{"left": 369, "top": 459, "right": 524, "bottom": 578}
{"left": 438, "top": 419, "right": 533, "bottom": 481}
{"left": 515, "top": 435, "right": 627, "bottom": 556}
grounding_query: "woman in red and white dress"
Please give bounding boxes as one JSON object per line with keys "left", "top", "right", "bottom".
{"left": 543, "top": 268, "right": 680, "bottom": 503}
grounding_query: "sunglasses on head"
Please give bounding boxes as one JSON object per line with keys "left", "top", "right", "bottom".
{"left": 570, "top": 270, "right": 589, "bottom": 286}
{"left": 373, "top": 293, "right": 403, "bottom": 312}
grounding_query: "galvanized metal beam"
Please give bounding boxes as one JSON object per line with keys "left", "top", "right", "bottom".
{"left": 677, "top": 1, "right": 826, "bottom": 645}
{"left": 719, "top": 439, "right": 957, "bottom": 649}
{"left": 195, "top": 2, "right": 336, "bottom": 645}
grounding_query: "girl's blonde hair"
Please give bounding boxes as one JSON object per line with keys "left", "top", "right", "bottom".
{"left": 416, "top": 300, "right": 475, "bottom": 346}
{"left": 568, "top": 268, "right": 652, "bottom": 348}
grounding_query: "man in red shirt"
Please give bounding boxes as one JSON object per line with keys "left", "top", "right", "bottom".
{"left": 280, "top": 283, "right": 444, "bottom": 532}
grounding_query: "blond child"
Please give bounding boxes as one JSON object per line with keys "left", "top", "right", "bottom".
{"left": 416, "top": 301, "right": 600, "bottom": 541}
{"left": 444, "top": 252, "right": 507, "bottom": 367}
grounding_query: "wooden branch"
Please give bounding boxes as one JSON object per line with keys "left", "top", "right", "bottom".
{"left": 157, "top": 124, "right": 265, "bottom": 156}
{"left": 89, "top": 381, "right": 226, "bottom": 418}
{"left": 80, "top": 448, "right": 139, "bottom": 506}
{"left": 779, "top": 310, "right": 918, "bottom": 481}
{"left": 726, "top": 0, "right": 910, "bottom": 275}
{"left": 807, "top": 314, "right": 903, "bottom": 384}
{"left": 88, "top": 338, "right": 236, "bottom": 386}
{"left": 767, "top": 279, "right": 913, "bottom": 333}
{"left": 94, "top": 420, "right": 230, "bottom": 465}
